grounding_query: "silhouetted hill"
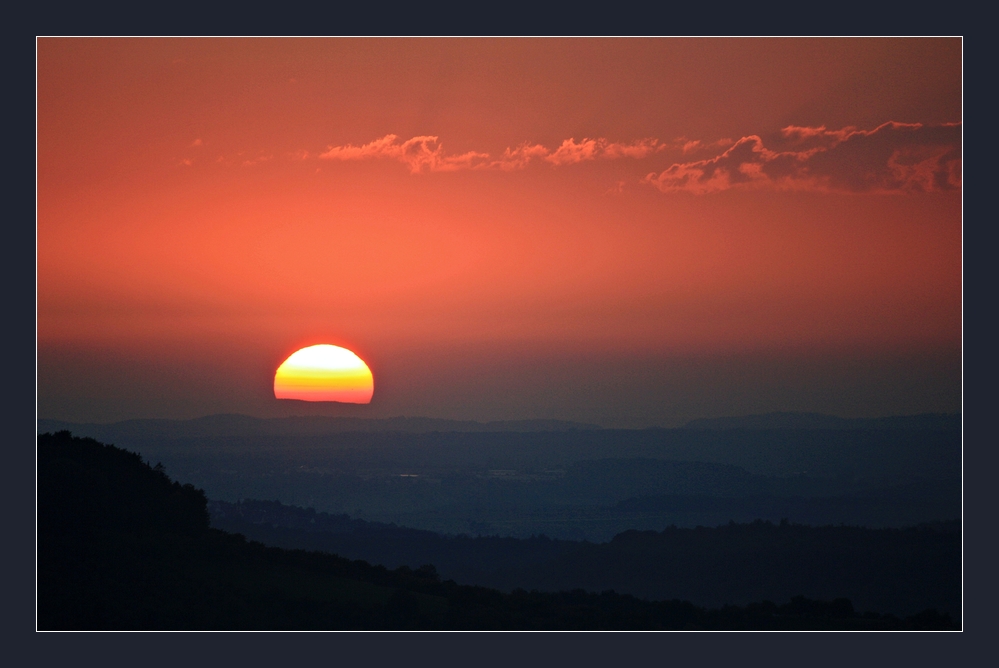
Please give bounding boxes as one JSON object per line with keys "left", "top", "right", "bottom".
{"left": 683, "top": 412, "right": 960, "bottom": 431}
{"left": 493, "top": 521, "right": 961, "bottom": 619}
{"left": 209, "top": 497, "right": 961, "bottom": 621}
{"left": 209, "top": 499, "right": 582, "bottom": 584}
{"left": 38, "top": 431, "right": 956, "bottom": 630}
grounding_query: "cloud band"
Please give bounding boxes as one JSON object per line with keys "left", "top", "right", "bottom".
{"left": 642, "top": 122, "right": 961, "bottom": 194}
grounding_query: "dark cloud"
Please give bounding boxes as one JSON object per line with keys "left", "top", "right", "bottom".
{"left": 643, "top": 122, "right": 961, "bottom": 194}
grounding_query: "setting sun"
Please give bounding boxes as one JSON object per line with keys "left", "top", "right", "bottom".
{"left": 273, "top": 344, "right": 374, "bottom": 404}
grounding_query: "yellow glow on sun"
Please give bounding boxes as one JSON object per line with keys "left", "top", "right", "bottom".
{"left": 274, "top": 344, "right": 374, "bottom": 403}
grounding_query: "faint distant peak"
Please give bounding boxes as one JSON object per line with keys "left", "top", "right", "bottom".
{"left": 681, "top": 412, "right": 961, "bottom": 431}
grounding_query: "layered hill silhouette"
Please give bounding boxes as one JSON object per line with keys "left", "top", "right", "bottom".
{"left": 38, "top": 431, "right": 958, "bottom": 629}
{"left": 210, "top": 498, "right": 960, "bottom": 619}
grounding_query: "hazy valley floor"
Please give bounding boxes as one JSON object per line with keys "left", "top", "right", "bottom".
{"left": 39, "top": 414, "right": 961, "bottom": 543}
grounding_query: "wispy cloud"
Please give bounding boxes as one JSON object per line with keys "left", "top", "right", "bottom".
{"left": 544, "top": 138, "right": 601, "bottom": 165}
{"left": 318, "top": 135, "right": 665, "bottom": 172}
{"left": 642, "top": 122, "right": 961, "bottom": 194}
{"left": 678, "top": 138, "right": 734, "bottom": 155}
{"left": 319, "top": 135, "right": 491, "bottom": 173}
{"left": 490, "top": 143, "right": 551, "bottom": 171}
{"left": 545, "top": 138, "right": 664, "bottom": 165}
{"left": 209, "top": 123, "right": 960, "bottom": 196}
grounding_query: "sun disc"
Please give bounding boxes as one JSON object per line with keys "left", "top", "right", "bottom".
{"left": 274, "top": 344, "right": 374, "bottom": 403}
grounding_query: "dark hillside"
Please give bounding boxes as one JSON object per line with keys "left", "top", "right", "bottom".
{"left": 491, "top": 521, "right": 961, "bottom": 619}
{"left": 210, "top": 498, "right": 961, "bottom": 620}
{"left": 38, "top": 431, "right": 448, "bottom": 629}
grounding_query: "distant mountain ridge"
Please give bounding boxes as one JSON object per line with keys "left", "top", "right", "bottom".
{"left": 37, "top": 411, "right": 961, "bottom": 439}
{"left": 37, "top": 414, "right": 603, "bottom": 440}
{"left": 682, "top": 412, "right": 960, "bottom": 431}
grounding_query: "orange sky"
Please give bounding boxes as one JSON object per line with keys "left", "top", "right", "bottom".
{"left": 37, "top": 38, "right": 962, "bottom": 426}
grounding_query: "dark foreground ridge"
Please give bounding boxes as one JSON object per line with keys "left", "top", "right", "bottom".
{"left": 209, "top": 499, "right": 961, "bottom": 618}
{"left": 38, "top": 431, "right": 958, "bottom": 630}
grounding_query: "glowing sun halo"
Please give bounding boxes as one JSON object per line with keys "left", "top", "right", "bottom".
{"left": 274, "top": 344, "right": 374, "bottom": 404}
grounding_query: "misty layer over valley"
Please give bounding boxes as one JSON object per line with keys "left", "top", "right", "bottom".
{"left": 40, "top": 413, "right": 960, "bottom": 542}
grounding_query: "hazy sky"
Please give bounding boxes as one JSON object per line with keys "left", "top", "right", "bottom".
{"left": 37, "top": 38, "right": 962, "bottom": 427}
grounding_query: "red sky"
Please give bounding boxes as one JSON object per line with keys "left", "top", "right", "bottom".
{"left": 37, "top": 38, "right": 962, "bottom": 427}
